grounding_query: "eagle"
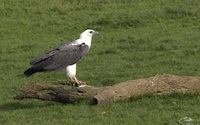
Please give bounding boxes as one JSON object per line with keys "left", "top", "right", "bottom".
{"left": 24, "top": 29, "right": 99, "bottom": 86}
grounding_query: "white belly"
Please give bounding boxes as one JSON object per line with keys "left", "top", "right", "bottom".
{"left": 66, "top": 64, "right": 76, "bottom": 78}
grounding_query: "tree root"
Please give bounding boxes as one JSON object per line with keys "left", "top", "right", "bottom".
{"left": 13, "top": 74, "right": 200, "bottom": 104}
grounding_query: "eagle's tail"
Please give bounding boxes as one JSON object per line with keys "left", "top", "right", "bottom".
{"left": 24, "top": 67, "right": 46, "bottom": 77}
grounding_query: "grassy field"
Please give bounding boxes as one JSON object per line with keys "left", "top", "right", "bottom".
{"left": 1, "top": 0, "right": 200, "bottom": 124}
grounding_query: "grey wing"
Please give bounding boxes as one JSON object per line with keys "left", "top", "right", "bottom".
{"left": 30, "top": 43, "right": 90, "bottom": 71}
{"left": 30, "top": 42, "right": 72, "bottom": 65}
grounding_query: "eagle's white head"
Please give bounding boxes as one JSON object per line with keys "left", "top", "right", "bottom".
{"left": 80, "top": 29, "right": 99, "bottom": 40}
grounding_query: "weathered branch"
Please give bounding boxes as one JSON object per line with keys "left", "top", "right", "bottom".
{"left": 13, "top": 74, "right": 200, "bottom": 104}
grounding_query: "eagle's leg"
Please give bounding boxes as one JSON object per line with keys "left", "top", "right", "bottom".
{"left": 73, "top": 76, "right": 86, "bottom": 87}
{"left": 66, "top": 64, "right": 86, "bottom": 87}
{"left": 73, "top": 76, "right": 80, "bottom": 84}
{"left": 69, "top": 78, "right": 75, "bottom": 88}
{"left": 64, "top": 77, "right": 86, "bottom": 87}
{"left": 67, "top": 77, "right": 82, "bottom": 88}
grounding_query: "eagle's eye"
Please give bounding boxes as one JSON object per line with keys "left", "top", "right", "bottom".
{"left": 89, "top": 31, "right": 93, "bottom": 33}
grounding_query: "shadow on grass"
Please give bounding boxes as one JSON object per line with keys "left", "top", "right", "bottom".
{"left": 0, "top": 98, "right": 92, "bottom": 111}
{"left": 0, "top": 101, "right": 63, "bottom": 111}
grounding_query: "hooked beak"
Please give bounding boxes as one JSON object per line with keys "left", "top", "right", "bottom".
{"left": 93, "top": 31, "right": 99, "bottom": 35}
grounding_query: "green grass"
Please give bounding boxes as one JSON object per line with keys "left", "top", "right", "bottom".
{"left": 1, "top": 0, "right": 200, "bottom": 124}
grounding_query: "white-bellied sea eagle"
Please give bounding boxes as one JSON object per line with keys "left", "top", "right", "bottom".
{"left": 24, "top": 29, "right": 99, "bottom": 86}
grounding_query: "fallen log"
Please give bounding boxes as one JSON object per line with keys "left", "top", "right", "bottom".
{"left": 13, "top": 74, "right": 200, "bottom": 104}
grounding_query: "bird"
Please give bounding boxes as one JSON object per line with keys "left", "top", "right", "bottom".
{"left": 24, "top": 29, "right": 99, "bottom": 86}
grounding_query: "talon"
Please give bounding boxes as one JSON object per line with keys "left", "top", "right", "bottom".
{"left": 75, "top": 83, "right": 80, "bottom": 87}
{"left": 64, "top": 77, "right": 87, "bottom": 88}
